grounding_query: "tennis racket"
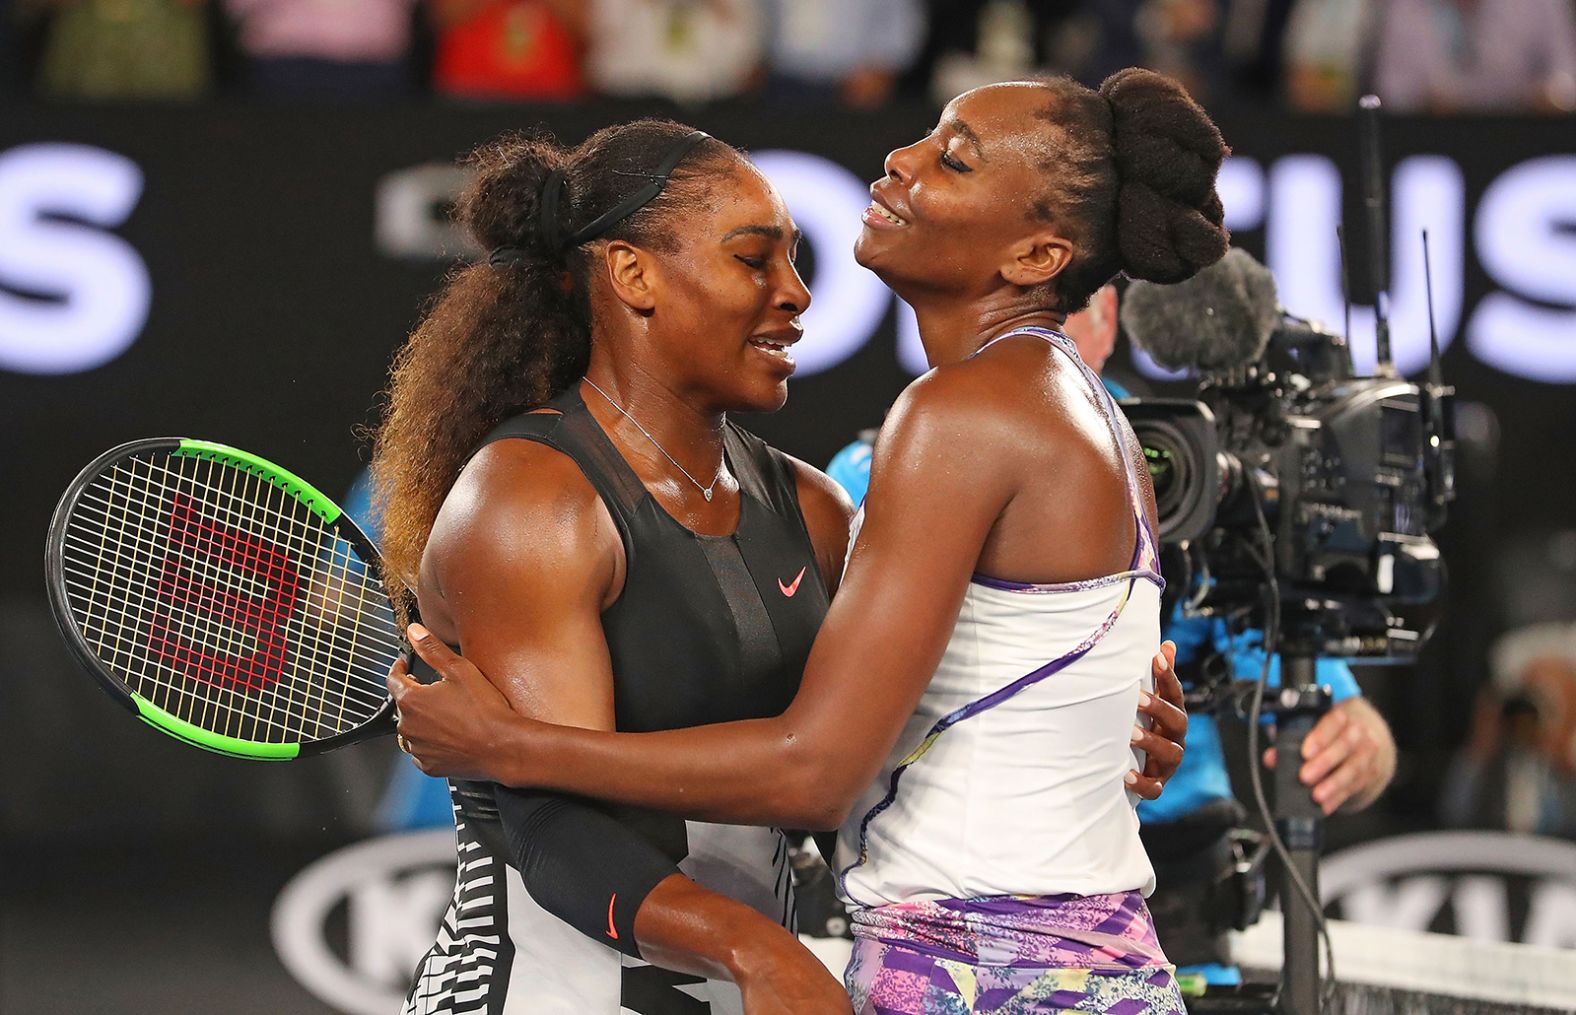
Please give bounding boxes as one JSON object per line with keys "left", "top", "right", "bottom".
{"left": 46, "top": 437, "right": 423, "bottom": 761}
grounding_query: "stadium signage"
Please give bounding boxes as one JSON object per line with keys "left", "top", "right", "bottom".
{"left": 272, "top": 829, "right": 456, "bottom": 1015}
{"left": 1321, "top": 831, "right": 1576, "bottom": 947}
{"left": 3, "top": 138, "right": 1566, "bottom": 384}
{"left": 0, "top": 143, "right": 150, "bottom": 374}
{"left": 372, "top": 149, "right": 1576, "bottom": 385}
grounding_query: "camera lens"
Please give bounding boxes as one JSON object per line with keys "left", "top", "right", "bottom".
{"left": 1136, "top": 422, "right": 1195, "bottom": 536}
{"left": 1118, "top": 400, "right": 1219, "bottom": 543}
{"left": 1146, "top": 444, "right": 1175, "bottom": 499}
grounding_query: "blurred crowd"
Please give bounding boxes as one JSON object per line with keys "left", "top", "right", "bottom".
{"left": 1441, "top": 621, "right": 1576, "bottom": 839}
{"left": 2, "top": 0, "right": 1573, "bottom": 112}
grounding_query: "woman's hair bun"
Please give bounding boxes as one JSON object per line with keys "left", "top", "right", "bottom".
{"left": 456, "top": 132, "right": 572, "bottom": 260}
{"left": 1099, "top": 67, "right": 1230, "bottom": 284}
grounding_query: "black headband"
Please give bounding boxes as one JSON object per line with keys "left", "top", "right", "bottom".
{"left": 567, "top": 130, "right": 711, "bottom": 247}
{"left": 539, "top": 168, "right": 568, "bottom": 252}
{"left": 487, "top": 131, "right": 710, "bottom": 267}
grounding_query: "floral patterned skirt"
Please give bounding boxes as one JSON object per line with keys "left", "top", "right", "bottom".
{"left": 843, "top": 892, "right": 1187, "bottom": 1014}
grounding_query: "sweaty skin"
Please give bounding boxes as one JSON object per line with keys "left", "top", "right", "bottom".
{"left": 390, "top": 84, "right": 1191, "bottom": 832}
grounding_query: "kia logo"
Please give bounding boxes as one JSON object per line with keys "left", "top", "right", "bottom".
{"left": 1322, "top": 831, "right": 1576, "bottom": 947}
{"left": 272, "top": 829, "right": 456, "bottom": 1015}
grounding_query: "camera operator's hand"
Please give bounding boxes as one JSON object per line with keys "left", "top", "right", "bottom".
{"left": 1263, "top": 696, "right": 1396, "bottom": 814}
{"left": 1128, "top": 641, "right": 1186, "bottom": 800}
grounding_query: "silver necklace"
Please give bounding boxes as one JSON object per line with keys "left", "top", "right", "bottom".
{"left": 583, "top": 377, "right": 727, "bottom": 502}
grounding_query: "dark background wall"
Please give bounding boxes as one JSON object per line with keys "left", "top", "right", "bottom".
{"left": 1, "top": 101, "right": 1573, "bottom": 1010}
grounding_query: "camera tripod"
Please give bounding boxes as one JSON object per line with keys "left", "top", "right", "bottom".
{"left": 1185, "top": 647, "right": 1334, "bottom": 1015}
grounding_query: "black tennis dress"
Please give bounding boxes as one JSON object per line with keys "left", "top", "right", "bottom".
{"left": 402, "top": 387, "right": 830, "bottom": 1015}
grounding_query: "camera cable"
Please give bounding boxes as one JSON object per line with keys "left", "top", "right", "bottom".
{"left": 1238, "top": 472, "right": 1339, "bottom": 1012}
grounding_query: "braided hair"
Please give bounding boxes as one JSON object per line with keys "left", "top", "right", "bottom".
{"left": 1027, "top": 68, "right": 1230, "bottom": 313}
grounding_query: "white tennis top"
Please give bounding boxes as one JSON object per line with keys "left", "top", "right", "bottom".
{"left": 834, "top": 327, "right": 1164, "bottom": 909}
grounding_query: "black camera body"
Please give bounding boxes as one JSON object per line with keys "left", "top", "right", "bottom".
{"left": 1120, "top": 317, "right": 1453, "bottom": 662}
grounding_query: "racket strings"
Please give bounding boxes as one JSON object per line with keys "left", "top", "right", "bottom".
{"left": 84, "top": 466, "right": 392, "bottom": 613}
{"left": 57, "top": 556, "right": 399, "bottom": 698}
{"left": 59, "top": 452, "right": 401, "bottom": 746}
{"left": 57, "top": 563, "right": 392, "bottom": 723}
{"left": 62, "top": 486, "right": 404, "bottom": 685}
{"left": 67, "top": 483, "right": 404, "bottom": 660}
{"left": 156, "top": 453, "right": 396, "bottom": 737}
{"left": 75, "top": 454, "right": 392, "bottom": 740}
{"left": 65, "top": 457, "right": 368, "bottom": 741}
{"left": 135, "top": 454, "right": 299, "bottom": 741}
{"left": 86, "top": 457, "right": 296, "bottom": 734}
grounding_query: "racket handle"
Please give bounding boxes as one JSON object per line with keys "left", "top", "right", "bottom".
{"left": 395, "top": 591, "right": 442, "bottom": 685}
{"left": 407, "top": 650, "right": 444, "bottom": 686}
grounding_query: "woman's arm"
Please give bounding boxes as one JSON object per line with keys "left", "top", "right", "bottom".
{"left": 427, "top": 442, "right": 843, "bottom": 1001}
{"left": 636, "top": 878, "right": 853, "bottom": 1014}
{"left": 393, "top": 371, "right": 1185, "bottom": 826}
{"left": 395, "top": 373, "right": 990, "bottom": 828}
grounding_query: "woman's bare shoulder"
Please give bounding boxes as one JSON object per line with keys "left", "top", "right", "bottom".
{"left": 424, "top": 438, "right": 617, "bottom": 589}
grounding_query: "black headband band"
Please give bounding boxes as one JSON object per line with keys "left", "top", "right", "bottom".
{"left": 566, "top": 130, "right": 711, "bottom": 247}
{"left": 486, "top": 131, "right": 710, "bottom": 267}
{"left": 538, "top": 168, "right": 567, "bottom": 252}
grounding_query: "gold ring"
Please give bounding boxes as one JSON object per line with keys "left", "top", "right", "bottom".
{"left": 398, "top": 734, "right": 412, "bottom": 755}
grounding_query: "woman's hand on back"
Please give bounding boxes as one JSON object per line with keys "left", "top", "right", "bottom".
{"left": 1127, "top": 640, "right": 1186, "bottom": 800}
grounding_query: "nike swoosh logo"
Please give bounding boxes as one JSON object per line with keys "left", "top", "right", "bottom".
{"left": 778, "top": 566, "right": 807, "bottom": 598}
{"left": 606, "top": 893, "right": 618, "bottom": 940}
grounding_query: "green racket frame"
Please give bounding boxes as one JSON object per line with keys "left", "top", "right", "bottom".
{"left": 45, "top": 437, "right": 416, "bottom": 761}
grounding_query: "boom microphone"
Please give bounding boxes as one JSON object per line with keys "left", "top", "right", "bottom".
{"left": 1120, "top": 248, "right": 1281, "bottom": 373}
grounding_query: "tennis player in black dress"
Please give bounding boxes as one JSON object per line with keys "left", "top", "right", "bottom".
{"left": 374, "top": 121, "right": 856, "bottom": 1014}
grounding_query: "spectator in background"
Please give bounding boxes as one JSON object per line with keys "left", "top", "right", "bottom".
{"left": 225, "top": 0, "right": 416, "bottom": 99}
{"left": 1375, "top": 0, "right": 1576, "bottom": 113}
{"left": 760, "top": 0, "right": 924, "bottom": 108}
{"left": 1134, "top": 0, "right": 1227, "bottom": 101}
{"left": 586, "top": 0, "right": 763, "bottom": 104}
{"left": 30, "top": 0, "right": 214, "bottom": 100}
{"left": 1090, "top": 0, "right": 1303, "bottom": 107}
{"left": 430, "top": 0, "right": 584, "bottom": 101}
{"left": 1282, "top": 0, "right": 1374, "bottom": 112}
{"left": 1081, "top": 0, "right": 1150, "bottom": 86}
{"left": 1060, "top": 281, "right": 1120, "bottom": 374}
{"left": 1219, "top": 0, "right": 1298, "bottom": 100}
{"left": 1442, "top": 623, "right": 1576, "bottom": 839}
{"left": 919, "top": 0, "right": 1086, "bottom": 108}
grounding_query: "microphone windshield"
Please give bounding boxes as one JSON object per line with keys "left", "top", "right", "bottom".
{"left": 1120, "top": 248, "right": 1281, "bottom": 373}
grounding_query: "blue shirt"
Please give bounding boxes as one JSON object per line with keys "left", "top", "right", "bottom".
{"left": 1136, "top": 609, "right": 1362, "bottom": 824}
{"left": 826, "top": 438, "right": 872, "bottom": 506}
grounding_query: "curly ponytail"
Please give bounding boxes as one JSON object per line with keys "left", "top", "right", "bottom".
{"left": 1024, "top": 69, "right": 1230, "bottom": 312}
{"left": 371, "top": 121, "right": 740, "bottom": 604}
